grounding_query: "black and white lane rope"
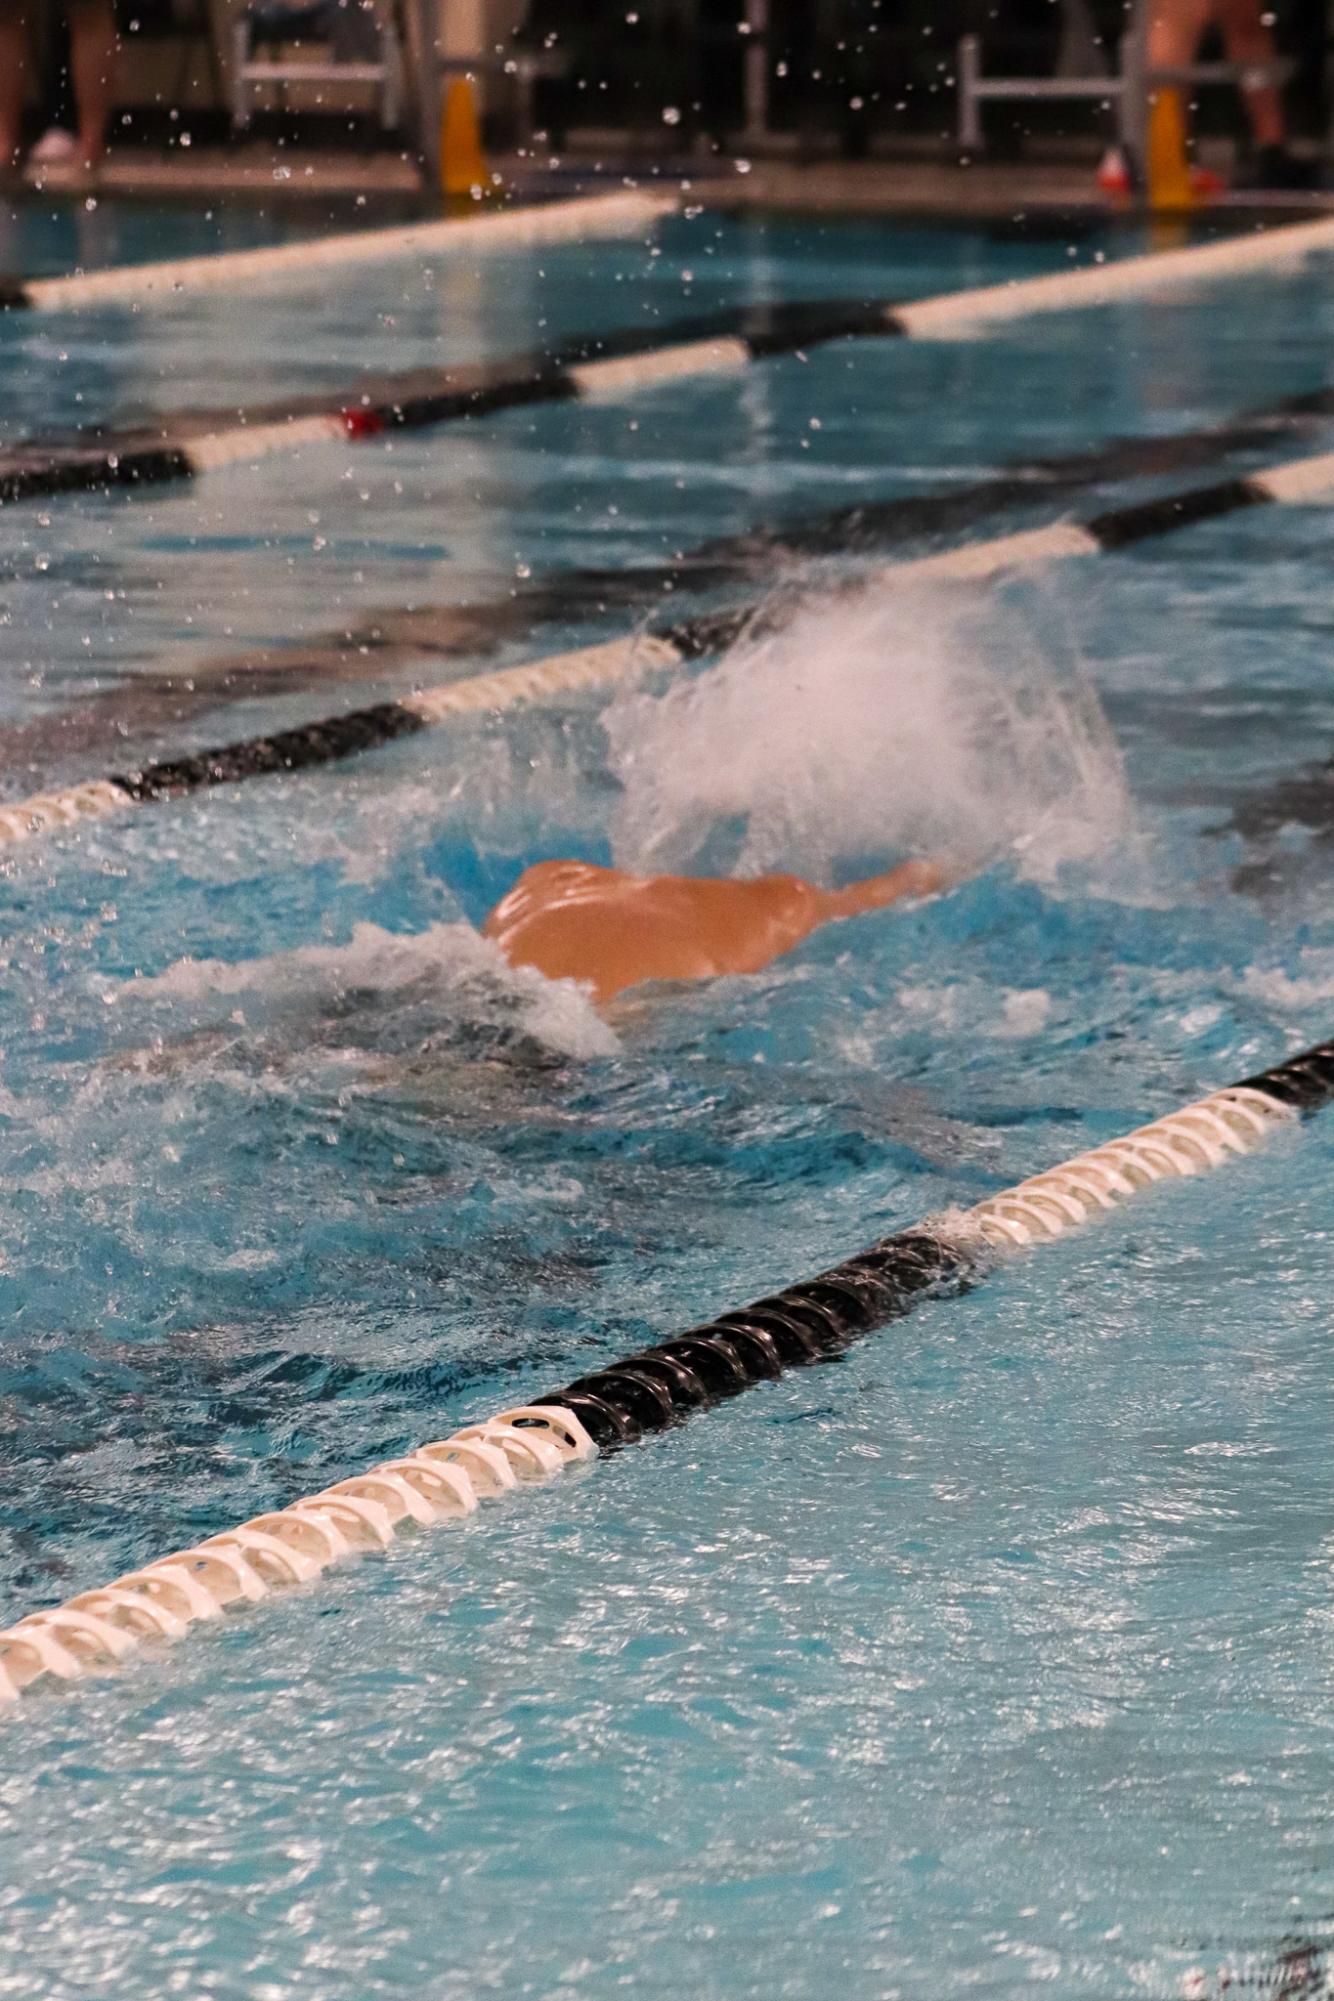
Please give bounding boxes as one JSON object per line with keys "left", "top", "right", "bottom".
{"left": 2, "top": 1034, "right": 1330, "bottom": 1705}
{"left": 8, "top": 211, "right": 1334, "bottom": 506}
{"left": 3, "top": 436, "right": 1334, "bottom": 854}
{"left": 5, "top": 378, "right": 1327, "bottom": 778}
{"left": 0, "top": 189, "right": 678, "bottom": 312}
{"left": 0, "top": 300, "right": 897, "bottom": 507}
{"left": 4, "top": 199, "right": 1332, "bottom": 322}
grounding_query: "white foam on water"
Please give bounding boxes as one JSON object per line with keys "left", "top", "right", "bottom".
{"left": 1239, "top": 957, "right": 1334, "bottom": 1013}
{"left": 107, "top": 920, "right": 619, "bottom": 1062}
{"left": 892, "top": 979, "right": 1055, "bottom": 1040}
{"left": 603, "top": 573, "right": 1135, "bottom": 886}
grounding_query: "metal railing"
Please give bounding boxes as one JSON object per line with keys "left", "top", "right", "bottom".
{"left": 957, "top": 11, "right": 1291, "bottom": 168}
{"left": 395, "top": 0, "right": 1297, "bottom": 185}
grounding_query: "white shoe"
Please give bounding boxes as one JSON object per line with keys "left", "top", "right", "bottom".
{"left": 27, "top": 127, "right": 79, "bottom": 167}
{"left": 1097, "top": 145, "right": 1132, "bottom": 196}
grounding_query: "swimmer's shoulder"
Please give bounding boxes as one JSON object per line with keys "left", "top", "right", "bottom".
{"left": 743, "top": 871, "right": 826, "bottom": 918}
{"left": 514, "top": 859, "right": 618, "bottom": 896}
{"left": 482, "top": 859, "right": 625, "bottom": 939}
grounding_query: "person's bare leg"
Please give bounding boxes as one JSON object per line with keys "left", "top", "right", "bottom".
{"left": 67, "top": 0, "right": 117, "bottom": 169}
{"left": 1215, "top": 0, "right": 1284, "bottom": 148}
{"left": 1146, "top": 0, "right": 1213, "bottom": 78}
{"left": 1144, "top": 0, "right": 1217, "bottom": 193}
{"left": 0, "top": 9, "right": 32, "bottom": 169}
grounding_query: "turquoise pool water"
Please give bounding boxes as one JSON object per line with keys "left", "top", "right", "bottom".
{"left": 2, "top": 199, "right": 1334, "bottom": 1999}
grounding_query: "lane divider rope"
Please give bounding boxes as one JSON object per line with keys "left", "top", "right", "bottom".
{"left": 2, "top": 1035, "right": 1329, "bottom": 1707}
{"left": 0, "top": 302, "right": 896, "bottom": 507}
{"left": 0, "top": 1406, "right": 596, "bottom": 1703}
{"left": 8, "top": 196, "right": 1331, "bottom": 324}
{"left": 8, "top": 214, "right": 1334, "bottom": 505}
{"left": 3, "top": 439, "right": 1334, "bottom": 853}
{"left": 0, "top": 189, "right": 678, "bottom": 312}
{"left": 891, "top": 213, "right": 1334, "bottom": 339}
{"left": 4, "top": 378, "right": 1320, "bottom": 771}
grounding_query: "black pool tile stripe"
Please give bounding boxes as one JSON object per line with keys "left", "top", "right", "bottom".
{"left": 1086, "top": 475, "right": 1268, "bottom": 548}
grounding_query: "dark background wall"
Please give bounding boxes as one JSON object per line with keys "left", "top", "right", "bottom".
{"left": 522, "top": 0, "right": 1327, "bottom": 156}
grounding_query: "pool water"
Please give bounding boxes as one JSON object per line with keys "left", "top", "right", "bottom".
{"left": 2, "top": 198, "right": 1334, "bottom": 2000}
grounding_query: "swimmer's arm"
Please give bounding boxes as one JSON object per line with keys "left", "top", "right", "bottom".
{"left": 812, "top": 859, "right": 948, "bottom": 924}
{"left": 723, "top": 859, "right": 946, "bottom": 971}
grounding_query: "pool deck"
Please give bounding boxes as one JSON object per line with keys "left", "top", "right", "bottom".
{"left": 26, "top": 143, "right": 424, "bottom": 199}
{"left": 691, "top": 154, "right": 1334, "bottom": 220}
{"left": 19, "top": 141, "right": 1334, "bottom": 220}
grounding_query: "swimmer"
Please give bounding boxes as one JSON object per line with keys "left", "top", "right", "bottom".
{"left": 482, "top": 856, "right": 946, "bottom": 1004}
{"left": 105, "top": 859, "right": 948, "bottom": 1086}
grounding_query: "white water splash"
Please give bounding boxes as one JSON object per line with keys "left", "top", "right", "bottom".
{"left": 108, "top": 920, "right": 619, "bottom": 1061}
{"left": 1239, "top": 956, "right": 1334, "bottom": 1013}
{"left": 604, "top": 573, "right": 1135, "bottom": 885}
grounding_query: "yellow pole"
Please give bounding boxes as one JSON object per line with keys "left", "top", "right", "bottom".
{"left": 441, "top": 77, "right": 490, "bottom": 198}
{"left": 1146, "top": 87, "right": 1196, "bottom": 210}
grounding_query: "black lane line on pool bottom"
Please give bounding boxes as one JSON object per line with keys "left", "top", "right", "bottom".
{"left": 89, "top": 440, "right": 1334, "bottom": 817}
{"left": 3, "top": 380, "right": 1329, "bottom": 788}
{"left": 1084, "top": 474, "right": 1269, "bottom": 548}
{"left": 0, "top": 299, "right": 902, "bottom": 508}
{"left": 527, "top": 1036, "right": 1334, "bottom": 1450}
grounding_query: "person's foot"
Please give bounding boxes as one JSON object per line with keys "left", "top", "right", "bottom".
{"left": 1252, "top": 143, "right": 1319, "bottom": 190}
{"left": 24, "top": 128, "right": 102, "bottom": 190}
{"left": 27, "top": 126, "right": 79, "bottom": 168}
{"left": 1096, "top": 146, "right": 1133, "bottom": 198}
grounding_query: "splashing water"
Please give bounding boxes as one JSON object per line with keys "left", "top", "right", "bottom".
{"left": 95, "top": 576, "right": 1134, "bottom": 1080}
{"left": 107, "top": 921, "right": 619, "bottom": 1065}
{"left": 604, "top": 574, "right": 1136, "bottom": 885}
